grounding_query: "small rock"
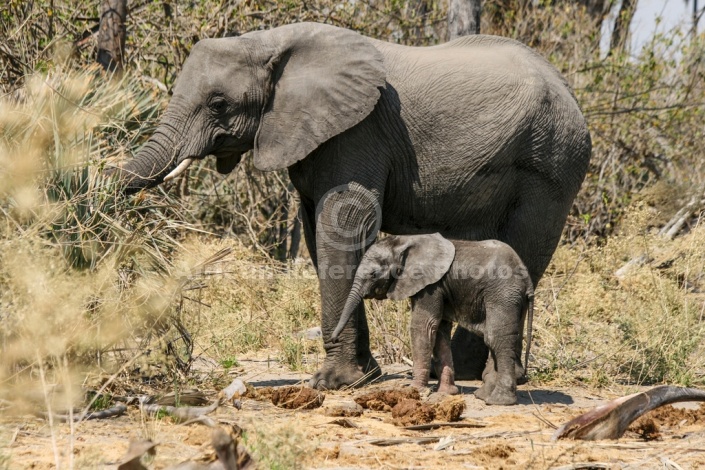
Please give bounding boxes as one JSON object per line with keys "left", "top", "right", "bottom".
{"left": 220, "top": 378, "right": 247, "bottom": 403}
{"left": 323, "top": 402, "right": 364, "bottom": 417}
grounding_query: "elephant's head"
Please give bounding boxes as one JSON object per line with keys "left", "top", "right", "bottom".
{"left": 330, "top": 233, "right": 455, "bottom": 342}
{"left": 111, "top": 23, "right": 387, "bottom": 192}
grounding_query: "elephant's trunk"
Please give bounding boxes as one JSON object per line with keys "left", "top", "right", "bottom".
{"left": 106, "top": 103, "right": 192, "bottom": 194}
{"left": 331, "top": 279, "right": 365, "bottom": 342}
{"left": 109, "top": 128, "right": 179, "bottom": 194}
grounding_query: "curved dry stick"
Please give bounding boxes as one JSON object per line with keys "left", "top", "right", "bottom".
{"left": 553, "top": 385, "right": 705, "bottom": 441}
{"left": 44, "top": 404, "right": 128, "bottom": 422}
{"left": 141, "top": 400, "right": 220, "bottom": 423}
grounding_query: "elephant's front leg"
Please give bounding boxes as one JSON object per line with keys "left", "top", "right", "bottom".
{"left": 309, "top": 184, "right": 382, "bottom": 390}
{"left": 409, "top": 286, "right": 445, "bottom": 392}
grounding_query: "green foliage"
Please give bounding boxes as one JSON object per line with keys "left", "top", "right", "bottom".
{"left": 88, "top": 392, "right": 113, "bottom": 411}
{"left": 220, "top": 356, "right": 240, "bottom": 369}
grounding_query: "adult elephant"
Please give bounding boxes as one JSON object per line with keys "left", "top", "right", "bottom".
{"left": 111, "top": 22, "right": 591, "bottom": 390}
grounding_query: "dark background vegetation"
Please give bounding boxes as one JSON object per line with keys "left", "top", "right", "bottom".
{"left": 3, "top": 0, "right": 704, "bottom": 259}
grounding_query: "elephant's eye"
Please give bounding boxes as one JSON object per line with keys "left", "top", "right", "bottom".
{"left": 210, "top": 98, "right": 228, "bottom": 114}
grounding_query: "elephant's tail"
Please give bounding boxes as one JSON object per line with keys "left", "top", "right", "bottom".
{"left": 524, "top": 292, "right": 534, "bottom": 374}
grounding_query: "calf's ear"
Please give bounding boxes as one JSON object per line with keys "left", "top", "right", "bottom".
{"left": 387, "top": 233, "right": 455, "bottom": 300}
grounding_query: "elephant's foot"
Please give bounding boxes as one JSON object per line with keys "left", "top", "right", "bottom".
{"left": 437, "top": 383, "right": 460, "bottom": 395}
{"left": 484, "top": 386, "right": 517, "bottom": 406}
{"left": 411, "top": 382, "right": 434, "bottom": 398}
{"left": 310, "top": 355, "right": 381, "bottom": 390}
{"left": 451, "top": 328, "right": 489, "bottom": 380}
{"left": 474, "top": 382, "right": 495, "bottom": 402}
{"left": 436, "top": 363, "right": 459, "bottom": 395}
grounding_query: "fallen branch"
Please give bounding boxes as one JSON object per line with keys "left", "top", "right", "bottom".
{"left": 44, "top": 404, "right": 127, "bottom": 422}
{"left": 141, "top": 400, "right": 220, "bottom": 424}
{"left": 368, "top": 436, "right": 441, "bottom": 446}
{"left": 403, "top": 421, "right": 486, "bottom": 431}
{"left": 317, "top": 418, "right": 358, "bottom": 428}
{"left": 615, "top": 185, "right": 705, "bottom": 279}
{"left": 551, "top": 463, "right": 611, "bottom": 470}
{"left": 553, "top": 385, "right": 705, "bottom": 441}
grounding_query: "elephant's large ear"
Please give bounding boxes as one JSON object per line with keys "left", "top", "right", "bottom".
{"left": 251, "top": 23, "right": 386, "bottom": 171}
{"left": 387, "top": 234, "right": 456, "bottom": 301}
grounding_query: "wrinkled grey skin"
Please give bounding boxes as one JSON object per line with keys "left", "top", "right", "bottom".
{"left": 110, "top": 22, "right": 591, "bottom": 390}
{"left": 332, "top": 234, "right": 534, "bottom": 405}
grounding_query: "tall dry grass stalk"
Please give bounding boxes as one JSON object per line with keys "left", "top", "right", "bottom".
{"left": 0, "top": 58, "right": 206, "bottom": 416}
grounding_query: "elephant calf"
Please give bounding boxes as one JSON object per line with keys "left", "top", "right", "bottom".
{"left": 331, "top": 233, "right": 534, "bottom": 405}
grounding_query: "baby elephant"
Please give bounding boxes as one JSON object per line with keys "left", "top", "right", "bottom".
{"left": 331, "top": 233, "right": 534, "bottom": 405}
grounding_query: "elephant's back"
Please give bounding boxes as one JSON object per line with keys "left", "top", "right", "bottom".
{"left": 372, "top": 35, "right": 590, "bottom": 232}
{"left": 371, "top": 35, "right": 571, "bottom": 96}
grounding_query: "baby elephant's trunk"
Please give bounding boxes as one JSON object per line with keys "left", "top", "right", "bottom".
{"left": 331, "top": 280, "right": 364, "bottom": 342}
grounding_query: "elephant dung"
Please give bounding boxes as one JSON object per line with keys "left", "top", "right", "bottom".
{"left": 243, "top": 384, "right": 274, "bottom": 401}
{"left": 433, "top": 396, "right": 466, "bottom": 422}
{"left": 354, "top": 387, "right": 421, "bottom": 411}
{"left": 391, "top": 399, "right": 435, "bottom": 426}
{"left": 271, "top": 386, "right": 325, "bottom": 410}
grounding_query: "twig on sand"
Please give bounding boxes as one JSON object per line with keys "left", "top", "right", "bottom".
{"left": 403, "top": 421, "right": 486, "bottom": 431}
{"left": 551, "top": 463, "right": 611, "bottom": 470}
{"left": 45, "top": 404, "right": 128, "bottom": 422}
{"left": 141, "top": 399, "right": 220, "bottom": 424}
{"left": 368, "top": 436, "right": 442, "bottom": 446}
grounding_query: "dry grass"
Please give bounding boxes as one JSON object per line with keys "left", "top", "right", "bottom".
{"left": 533, "top": 206, "right": 705, "bottom": 387}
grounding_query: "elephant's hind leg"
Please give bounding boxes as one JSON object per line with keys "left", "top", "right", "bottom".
{"left": 433, "top": 320, "right": 459, "bottom": 395}
{"left": 476, "top": 304, "right": 520, "bottom": 406}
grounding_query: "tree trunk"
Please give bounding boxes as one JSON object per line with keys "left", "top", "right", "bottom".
{"left": 448, "top": 0, "right": 482, "bottom": 39}
{"left": 97, "top": 0, "right": 127, "bottom": 73}
{"left": 693, "top": 0, "right": 701, "bottom": 41}
{"left": 609, "top": 0, "right": 637, "bottom": 55}
{"left": 577, "top": 0, "right": 608, "bottom": 30}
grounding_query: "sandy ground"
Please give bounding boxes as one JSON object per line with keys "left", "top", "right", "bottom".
{"left": 2, "top": 356, "right": 705, "bottom": 469}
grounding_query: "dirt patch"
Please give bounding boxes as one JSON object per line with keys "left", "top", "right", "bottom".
{"left": 354, "top": 387, "right": 420, "bottom": 411}
{"left": 270, "top": 386, "right": 325, "bottom": 410}
{"left": 391, "top": 399, "right": 436, "bottom": 426}
{"left": 475, "top": 443, "right": 515, "bottom": 459}
{"left": 637, "top": 404, "right": 705, "bottom": 427}
{"left": 185, "top": 425, "right": 213, "bottom": 446}
{"left": 434, "top": 395, "right": 466, "bottom": 422}
{"left": 630, "top": 418, "right": 661, "bottom": 440}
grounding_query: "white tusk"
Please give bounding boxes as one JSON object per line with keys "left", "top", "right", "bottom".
{"left": 163, "top": 158, "right": 194, "bottom": 182}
